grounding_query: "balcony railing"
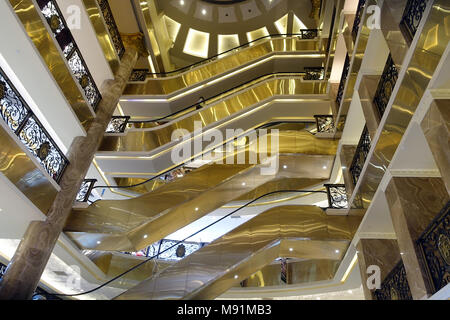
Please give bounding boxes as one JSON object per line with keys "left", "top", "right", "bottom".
{"left": 373, "top": 54, "right": 399, "bottom": 119}
{"left": 352, "top": 0, "right": 366, "bottom": 42}
{"left": 304, "top": 67, "right": 325, "bottom": 80}
{"left": 417, "top": 200, "right": 450, "bottom": 294}
{"left": 123, "top": 239, "right": 208, "bottom": 261}
{"left": 97, "top": 0, "right": 125, "bottom": 59}
{"left": 129, "top": 69, "right": 149, "bottom": 82}
{"left": 75, "top": 179, "right": 97, "bottom": 203}
{"left": 349, "top": 126, "right": 371, "bottom": 186}
{"left": 105, "top": 116, "right": 130, "bottom": 133}
{"left": 0, "top": 67, "right": 69, "bottom": 183}
{"left": 314, "top": 115, "right": 335, "bottom": 133}
{"left": 36, "top": 0, "right": 102, "bottom": 111}
{"left": 336, "top": 54, "right": 350, "bottom": 108}
{"left": 399, "top": 0, "right": 429, "bottom": 44}
{"left": 373, "top": 261, "right": 413, "bottom": 300}
{"left": 299, "top": 29, "right": 319, "bottom": 39}
{"left": 325, "top": 184, "right": 348, "bottom": 209}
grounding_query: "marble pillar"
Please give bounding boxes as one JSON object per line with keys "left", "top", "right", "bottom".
{"left": 0, "top": 34, "right": 145, "bottom": 300}
{"left": 356, "top": 239, "right": 402, "bottom": 300}
{"left": 385, "top": 176, "right": 449, "bottom": 299}
{"left": 421, "top": 99, "right": 450, "bottom": 195}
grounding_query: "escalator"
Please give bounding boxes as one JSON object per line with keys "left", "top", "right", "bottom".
{"left": 114, "top": 205, "right": 360, "bottom": 300}
{"left": 121, "top": 35, "right": 326, "bottom": 114}
{"left": 66, "top": 130, "right": 338, "bottom": 252}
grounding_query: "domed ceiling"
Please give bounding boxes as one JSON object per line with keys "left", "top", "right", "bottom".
{"left": 156, "top": 0, "right": 320, "bottom": 68}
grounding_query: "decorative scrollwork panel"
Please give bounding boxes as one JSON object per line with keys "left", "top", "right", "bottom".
{"left": 97, "top": 0, "right": 125, "bottom": 59}
{"left": 352, "top": 0, "right": 366, "bottom": 42}
{"left": 373, "top": 54, "right": 398, "bottom": 119}
{"left": 373, "top": 261, "right": 413, "bottom": 300}
{"left": 349, "top": 126, "right": 371, "bottom": 186}
{"left": 325, "top": 184, "right": 348, "bottom": 209}
{"left": 336, "top": 54, "right": 350, "bottom": 107}
{"left": 106, "top": 116, "right": 130, "bottom": 133}
{"left": 304, "top": 67, "right": 325, "bottom": 80}
{"left": 399, "top": 0, "right": 429, "bottom": 44}
{"left": 314, "top": 115, "right": 335, "bottom": 133}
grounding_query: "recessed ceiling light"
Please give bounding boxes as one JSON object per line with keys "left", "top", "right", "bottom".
{"left": 180, "top": 0, "right": 184, "bottom": 5}
{"left": 195, "top": 207, "right": 199, "bottom": 211}
{"left": 143, "top": 235, "right": 148, "bottom": 239}
{"left": 335, "top": 249, "right": 340, "bottom": 254}
{"left": 234, "top": 275, "right": 239, "bottom": 279}
{"left": 283, "top": 165, "right": 287, "bottom": 169}
{"left": 242, "top": 182, "right": 246, "bottom": 186}
{"left": 289, "top": 248, "right": 293, "bottom": 252}
{"left": 323, "top": 166, "right": 327, "bottom": 169}
{"left": 97, "top": 241, "right": 101, "bottom": 245}
{"left": 202, "top": 9, "right": 207, "bottom": 15}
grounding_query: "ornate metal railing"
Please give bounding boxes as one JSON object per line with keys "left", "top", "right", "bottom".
{"left": 76, "top": 179, "right": 97, "bottom": 202}
{"left": 349, "top": 126, "right": 371, "bottom": 186}
{"left": 281, "top": 258, "right": 288, "bottom": 284}
{"left": 373, "top": 260, "right": 413, "bottom": 300}
{"left": 299, "top": 29, "right": 319, "bottom": 39}
{"left": 336, "top": 54, "right": 350, "bottom": 107}
{"left": 314, "top": 115, "right": 335, "bottom": 133}
{"left": 0, "top": 67, "right": 69, "bottom": 183}
{"left": 97, "top": 0, "right": 125, "bottom": 59}
{"left": 399, "top": 0, "right": 429, "bottom": 44}
{"left": 123, "top": 239, "right": 208, "bottom": 261}
{"left": 129, "top": 69, "right": 149, "bottom": 82}
{"left": 304, "top": 67, "right": 325, "bottom": 80}
{"left": 373, "top": 54, "right": 399, "bottom": 119}
{"left": 417, "top": 201, "right": 450, "bottom": 294}
{"left": 105, "top": 116, "right": 130, "bottom": 133}
{"left": 36, "top": 0, "right": 102, "bottom": 110}
{"left": 325, "top": 184, "right": 348, "bottom": 209}
{"left": 352, "top": 0, "right": 366, "bottom": 42}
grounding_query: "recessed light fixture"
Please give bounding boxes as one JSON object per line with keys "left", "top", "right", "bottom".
{"left": 195, "top": 207, "right": 199, "bottom": 211}
{"left": 180, "top": 0, "right": 184, "bottom": 5}
{"left": 323, "top": 166, "right": 327, "bottom": 170}
{"left": 335, "top": 249, "right": 340, "bottom": 254}
{"left": 143, "top": 235, "right": 148, "bottom": 239}
{"left": 97, "top": 241, "right": 101, "bottom": 245}
{"left": 289, "top": 248, "right": 293, "bottom": 252}
{"left": 400, "top": 252, "right": 404, "bottom": 255}
{"left": 234, "top": 275, "right": 239, "bottom": 279}
{"left": 202, "top": 9, "right": 207, "bottom": 15}
{"left": 283, "top": 165, "right": 287, "bottom": 169}
{"left": 242, "top": 182, "right": 246, "bottom": 186}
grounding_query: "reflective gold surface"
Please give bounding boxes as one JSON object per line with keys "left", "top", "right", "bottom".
{"left": 82, "top": 0, "right": 120, "bottom": 75}
{"left": 115, "top": 205, "right": 361, "bottom": 300}
{"left": 65, "top": 152, "right": 336, "bottom": 252}
{"left": 124, "top": 37, "right": 321, "bottom": 95}
{"left": 101, "top": 77, "right": 328, "bottom": 153}
{"left": 353, "top": 0, "right": 449, "bottom": 211}
{"left": 9, "top": 0, "right": 94, "bottom": 128}
{"left": 0, "top": 124, "right": 57, "bottom": 214}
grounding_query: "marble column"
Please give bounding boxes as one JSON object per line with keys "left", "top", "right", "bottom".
{"left": 385, "top": 176, "right": 449, "bottom": 300}
{"left": 0, "top": 34, "right": 145, "bottom": 300}
{"left": 421, "top": 99, "right": 450, "bottom": 195}
{"left": 356, "top": 239, "right": 402, "bottom": 300}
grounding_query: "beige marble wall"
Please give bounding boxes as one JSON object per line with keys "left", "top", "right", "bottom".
{"left": 385, "top": 176, "right": 449, "bottom": 299}
{"left": 421, "top": 99, "right": 450, "bottom": 195}
{"left": 356, "top": 239, "right": 402, "bottom": 300}
{"left": 359, "top": 74, "right": 382, "bottom": 139}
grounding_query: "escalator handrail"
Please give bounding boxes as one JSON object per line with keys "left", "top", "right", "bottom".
{"left": 54, "top": 189, "right": 327, "bottom": 298}
{"left": 126, "top": 71, "right": 309, "bottom": 125}
{"left": 143, "top": 31, "right": 321, "bottom": 78}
